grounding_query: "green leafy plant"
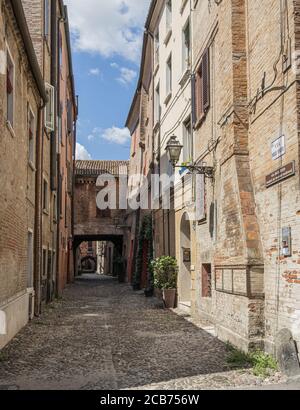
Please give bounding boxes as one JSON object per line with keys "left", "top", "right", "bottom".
{"left": 152, "top": 256, "right": 178, "bottom": 290}
{"left": 0, "top": 351, "right": 9, "bottom": 362}
{"left": 133, "top": 215, "right": 153, "bottom": 290}
{"left": 226, "top": 343, "right": 278, "bottom": 378}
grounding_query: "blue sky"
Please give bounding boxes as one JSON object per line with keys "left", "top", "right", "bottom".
{"left": 64, "top": 0, "right": 150, "bottom": 161}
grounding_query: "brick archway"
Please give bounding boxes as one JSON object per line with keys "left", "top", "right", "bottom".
{"left": 73, "top": 160, "right": 129, "bottom": 281}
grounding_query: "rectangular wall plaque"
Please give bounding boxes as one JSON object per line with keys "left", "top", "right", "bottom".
{"left": 266, "top": 161, "right": 295, "bottom": 188}
{"left": 271, "top": 135, "right": 286, "bottom": 160}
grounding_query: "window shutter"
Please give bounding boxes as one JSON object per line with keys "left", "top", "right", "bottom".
{"left": 202, "top": 48, "right": 210, "bottom": 112}
{"left": 191, "top": 73, "right": 197, "bottom": 126}
{"left": 7, "top": 68, "right": 13, "bottom": 94}
{"left": 196, "top": 65, "right": 203, "bottom": 120}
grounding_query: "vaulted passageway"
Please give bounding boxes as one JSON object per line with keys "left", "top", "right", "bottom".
{"left": 73, "top": 160, "right": 129, "bottom": 281}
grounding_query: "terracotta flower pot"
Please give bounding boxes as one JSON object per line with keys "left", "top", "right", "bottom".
{"left": 154, "top": 288, "right": 163, "bottom": 300}
{"left": 163, "top": 289, "right": 176, "bottom": 309}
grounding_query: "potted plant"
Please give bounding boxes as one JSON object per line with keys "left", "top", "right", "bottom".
{"left": 152, "top": 256, "right": 178, "bottom": 308}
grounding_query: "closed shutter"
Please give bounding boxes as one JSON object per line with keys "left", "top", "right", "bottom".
{"left": 191, "top": 73, "right": 197, "bottom": 126}
{"left": 7, "top": 68, "right": 13, "bottom": 94}
{"left": 202, "top": 48, "right": 210, "bottom": 113}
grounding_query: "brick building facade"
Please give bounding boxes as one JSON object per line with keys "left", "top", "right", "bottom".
{"left": 22, "top": 0, "right": 77, "bottom": 310}
{"left": 127, "top": 0, "right": 300, "bottom": 361}
{"left": 0, "top": 0, "right": 76, "bottom": 349}
{"left": 56, "top": 2, "right": 77, "bottom": 296}
{"left": 0, "top": 0, "right": 47, "bottom": 349}
{"left": 74, "top": 161, "right": 129, "bottom": 280}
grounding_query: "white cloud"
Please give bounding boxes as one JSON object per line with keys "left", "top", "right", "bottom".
{"left": 101, "top": 127, "right": 131, "bottom": 145}
{"left": 64, "top": 0, "right": 150, "bottom": 63}
{"left": 117, "top": 67, "right": 137, "bottom": 85}
{"left": 89, "top": 68, "right": 101, "bottom": 76}
{"left": 76, "top": 143, "right": 92, "bottom": 160}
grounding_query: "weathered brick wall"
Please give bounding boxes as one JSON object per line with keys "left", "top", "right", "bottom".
{"left": 21, "top": 0, "right": 43, "bottom": 69}
{"left": 74, "top": 177, "right": 127, "bottom": 237}
{"left": 246, "top": 0, "right": 300, "bottom": 354}
{"left": 0, "top": 1, "right": 40, "bottom": 308}
{"left": 191, "top": 0, "right": 265, "bottom": 350}
{"left": 57, "top": 9, "right": 76, "bottom": 294}
{"left": 190, "top": 0, "right": 300, "bottom": 354}
{"left": 22, "top": 0, "right": 57, "bottom": 303}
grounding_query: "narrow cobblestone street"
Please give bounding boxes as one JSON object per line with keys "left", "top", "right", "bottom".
{"left": 0, "top": 275, "right": 285, "bottom": 390}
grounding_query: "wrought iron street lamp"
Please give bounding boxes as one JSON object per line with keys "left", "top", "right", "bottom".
{"left": 165, "top": 135, "right": 214, "bottom": 179}
{"left": 165, "top": 135, "right": 184, "bottom": 167}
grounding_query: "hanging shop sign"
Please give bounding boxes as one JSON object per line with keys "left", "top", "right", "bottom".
{"left": 266, "top": 161, "right": 295, "bottom": 188}
{"left": 195, "top": 173, "right": 206, "bottom": 221}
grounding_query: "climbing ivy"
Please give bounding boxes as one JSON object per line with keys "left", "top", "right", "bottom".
{"left": 133, "top": 214, "right": 154, "bottom": 291}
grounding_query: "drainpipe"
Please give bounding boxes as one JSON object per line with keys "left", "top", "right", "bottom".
{"left": 72, "top": 95, "right": 79, "bottom": 279}
{"left": 34, "top": 101, "right": 46, "bottom": 316}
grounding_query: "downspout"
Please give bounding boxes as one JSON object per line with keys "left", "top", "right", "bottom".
{"left": 55, "top": 5, "right": 64, "bottom": 297}
{"left": 51, "top": 0, "right": 58, "bottom": 302}
{"left": 72, "top": 95, "right": 79, "bottom": 278}
{"left": 50, "top": 0, "right": 58, "bottom": 192}
{"left": 34, "top": 100, "right": 46, "bottom": 316}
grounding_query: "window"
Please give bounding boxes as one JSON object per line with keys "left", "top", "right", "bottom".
{"left": 58, "top": 29, "right": 63, "bottom": 74}
{"left": 97, "top": 208, "right": 111, "bottom": 219}
{"left": 43, "top": 179, "right": 49, "bottom": 212}
{"left": 194, "top": 48, "right": 210, "bottom": 123}
{"left": 182, "top": 19, "right": 190, "bottom": 72}
{"left": 45, "top": 83, "right": 55, "bottom": 131}
{"left": 154, "top": 30, "right": 160, "bottom": 67}
{"left": 47, "top": 251, "right": 52, "bottom": 280}
{"left": 183, "top": 117, "right": 192, "bottom": 162}
{"left": 88, "top": 242, "right": 93, "bottom": 253}
{"left": 44, "top": 0, "right": 50, "bottom": 40}
{"left": 166, "top": 0, "right": 172, "bottom": 32}
{"left": 53, "top": 193, "right": 57, "bottom": 222}
{"left": 6, "top": 49, "right": 14, "bottom": 127}
{"left": 154, "top": 83, "right": 160, "bottom": 124}
{"left": 27, "top": 231, "right": 34, "bottom": 288}
{"left": 67, "top": 99, "right": 73, "bottom": 135}
{"left": 28, "top": 106, "right": 35, "bottom": 165}
{"left": 42, "top": 248, "right": 47, "bottom": 278}
{"left": 166, "top": 55, "right": 172, "bottom": 96}
{"left": 58, "top": 102, "right": 62, "bottom": 145}
{"left": 202, "top": 264, "right": 212, "bottom": 298}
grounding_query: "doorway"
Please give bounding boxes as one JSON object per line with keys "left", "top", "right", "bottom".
{"left": 179, "top": 212, "right": 191, "bottom": 306}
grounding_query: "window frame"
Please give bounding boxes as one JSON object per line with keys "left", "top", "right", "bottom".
{"left": 166, "top": 0, "right": 172, "bottom": 32}
{"left": 202, "top": 263, "right": 212, "bottom": 298}
{"left": 182, "top": 18, "right": 191, "bottom": 73}
{"left": 42, "top": 247, "right": 48, "bottom": 279}
{"left": 44, "top": 0, "right": 50, "bottom": 41}
{"left": 166, "top": 54, "right": 172, "bottom": 98}
{"left": 194, "top": 47, "right": 210, "bottom": 126}
{"left": 43, "top": 178, "right": 49, "bottom": 213}
{"left": 45, "top": 82, "right": 55, "bottom": 132}
{"left": 183, "top": 116, "right": 192, "bottom": 163}
{"left": 154, "top": 83, "right": 160, "bottom": 125}
{"left": 28, "top": 104, "right": 35, "bottom": 167}
{"left": 6, "top": 45, "right": 15, "bottom": 129}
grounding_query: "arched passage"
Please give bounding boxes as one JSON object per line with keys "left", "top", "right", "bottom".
{"left": 179, "top": 212, "right": 191, "bottom": 304}
{"left": 73, "top": 235, "right": 126, "bottom": 281}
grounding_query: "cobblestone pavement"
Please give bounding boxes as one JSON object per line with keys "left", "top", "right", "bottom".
{"left": 0, "top": 275, "right": 286, "bottom": 390}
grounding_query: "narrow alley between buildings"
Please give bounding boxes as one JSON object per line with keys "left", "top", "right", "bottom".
{"left": 0, "top": 275, "right": 285, "bottom": 391}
